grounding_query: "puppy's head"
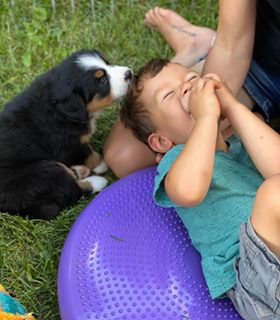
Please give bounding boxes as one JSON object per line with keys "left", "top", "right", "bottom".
{"left": 53, "top": 49, "right": 132, "bottom": 122}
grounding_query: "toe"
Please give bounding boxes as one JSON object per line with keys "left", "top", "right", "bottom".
{"left": 144, "top": 8, "right": 156, "bottom": 26}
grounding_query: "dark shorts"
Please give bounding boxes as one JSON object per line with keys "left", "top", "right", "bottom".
{"left": 227, "top": 221, "right": 280, "bottom": 320}
{"left": 244, "top": 59, "right": 280, "bottom": 121}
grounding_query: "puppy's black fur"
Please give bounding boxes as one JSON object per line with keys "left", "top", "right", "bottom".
{"left": 0, "top": 49, "right": 130, "bottom": 219}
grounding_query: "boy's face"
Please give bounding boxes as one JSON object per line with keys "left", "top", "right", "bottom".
{"left": 141, "top": 63, "right": 199, "bottom": 147}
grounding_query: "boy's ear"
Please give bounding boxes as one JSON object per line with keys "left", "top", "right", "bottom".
{"left": 148, "top": 133, "right": 174, "bottom": 153}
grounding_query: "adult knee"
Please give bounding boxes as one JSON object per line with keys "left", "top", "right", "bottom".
{"left": 104, "top": 141, "right": 156, "bottom": 178}
{"left": 103, "top": 143, "right": 128, "bottom": 178}
{"left": 256, "top": 175, "right": 280, "bottom": 218}
{"left": 253, "top": 176, "right": 280, "bottom": 256}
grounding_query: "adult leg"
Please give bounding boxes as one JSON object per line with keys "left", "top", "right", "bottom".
{"left": 251, "top": 175, "right": 280, "bottom": 256}
{"left": 103, "top": 119, "right": 156, "bottom": 178}
{"left": 144, "top": 7, "right": 216, "bottom": 67}
{"left": 226, "top": 176, "right": 280, "bottom": 320}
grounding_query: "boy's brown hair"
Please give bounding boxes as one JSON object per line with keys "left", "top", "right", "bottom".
{"left": 120, "top": 58, "right": 169, "bottom": 146}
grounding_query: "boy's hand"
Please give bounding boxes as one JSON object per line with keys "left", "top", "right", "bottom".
{"left": 188, "top": 77, "right": 221, "bottom": 121}
{"left": 203, "top": 73, "right": 239, "bottom": 117}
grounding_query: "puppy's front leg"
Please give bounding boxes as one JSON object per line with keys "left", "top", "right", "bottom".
{"left": 85, "top": 147, "right": 108, "bottom": 174}
{"left": 70, "top": 165, "right": 91, "bottom": 179}
{"left": 59, "top": 162, "right": 107, "bottom": 194}
{"left": 79, "top": 175, "right": 108, "bottom": 194}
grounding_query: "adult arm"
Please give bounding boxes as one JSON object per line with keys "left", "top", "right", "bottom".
{"left": 202, "top": 0, "right": 257, "bottom": 95}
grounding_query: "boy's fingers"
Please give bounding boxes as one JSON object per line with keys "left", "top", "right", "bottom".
{"left": 190, "top": 79, "right": 200, "bottom": 92}
{"left": 191, "top": 78, "right": 221, "bottom": 93}
{"left": 213, "top": 80, "right": 222, "bottom": 89}
{"left": 204, "top": 74, "right": 223, "bottom": 89}
{"left": 204, "top": 78, "right": 221, "bottom": 90}
{"left": 203, "top": 73, "right": 222, "bottom": 82}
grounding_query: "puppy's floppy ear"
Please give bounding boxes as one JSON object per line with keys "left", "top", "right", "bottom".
{"left": 55, "top": 94, "right": 88, "bottom": 123}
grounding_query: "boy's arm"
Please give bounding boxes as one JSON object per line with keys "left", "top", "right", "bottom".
{"left": 165, "top": 115, "right": 218, "bottom": 207}
{"left": 165, "top": 79, "right": 221, "bottom": 207}
{"left": 217, "top": 85, "right": 280, "bottom": 178}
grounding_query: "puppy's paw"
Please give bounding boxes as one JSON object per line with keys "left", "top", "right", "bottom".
{"left": 71, "top": 165, "right": 91, "bottom": 179}
{"left": 82, "top": 175, "right": 108, "bottom": 193}
{"left": 93, "top": 160, "right": 108, "bottom": 174}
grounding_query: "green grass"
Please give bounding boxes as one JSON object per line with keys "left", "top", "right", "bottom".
{"left": 0, "top": 1, "right": 218, "bottom": 318}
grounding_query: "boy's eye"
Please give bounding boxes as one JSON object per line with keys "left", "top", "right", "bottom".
{"left": 163, "top": 91, "right": 174, "bottom": 100}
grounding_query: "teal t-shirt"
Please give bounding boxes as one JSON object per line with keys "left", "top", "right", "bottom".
{"left": 153, "top": 136, "right": 264, "bottom": 299}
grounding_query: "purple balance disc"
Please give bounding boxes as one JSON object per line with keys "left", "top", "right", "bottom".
{"left": 58, "top": 166, "right": 242, "bottom": 320}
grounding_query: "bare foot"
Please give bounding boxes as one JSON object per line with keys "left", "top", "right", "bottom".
{"left": 144, "top": 7, "right": 216, "bottom": 67}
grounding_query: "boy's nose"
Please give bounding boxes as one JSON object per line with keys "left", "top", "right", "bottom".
{"left": 181, "top": 73, "right": 199, "bottom": 95}
{"left": 181, "top": 83, "right": 190, "bottom": 96}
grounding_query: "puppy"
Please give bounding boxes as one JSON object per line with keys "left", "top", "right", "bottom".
{"left": 0, "top": 49, "right": 132, "bottom": 220}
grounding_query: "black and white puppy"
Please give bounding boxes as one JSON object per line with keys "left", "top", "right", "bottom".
{"left": 0, "top": 49, "right": 132, "bottom": 220}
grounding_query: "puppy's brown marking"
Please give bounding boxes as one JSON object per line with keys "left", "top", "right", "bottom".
{"left": 63, "top": 164, "right": 91, "bottom": 191}
{"left": 70, "top": 165, "right": 91, "bottom": 179}
{"left": 80, "top": 133, "right": 91, "bottom": 144}
{"left": 77, "top": 180, "right": 92, "bottom": 191}
{"left": 87, "top": 94, "right": 114, "bottom": 113}
{"left": 94, "top": 69, "right": 105, "bottom": 79}
{"left": 85, "top": 150, "right": 103, "bottom": 170}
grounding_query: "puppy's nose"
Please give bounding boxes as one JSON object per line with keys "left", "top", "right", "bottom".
{"left": 124, "top": 69, "right": 133, "bottom": 81}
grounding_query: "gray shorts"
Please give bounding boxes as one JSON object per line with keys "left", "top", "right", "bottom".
{"left": 227, "top": 221, "right": 280, "bottom": 320}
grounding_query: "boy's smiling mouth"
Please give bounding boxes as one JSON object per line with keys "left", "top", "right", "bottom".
{"left": 181, "top": 74, "right": 199, "bottom": 112}
{"left": 181, "top": 92, "right": 191, "bottom": 113}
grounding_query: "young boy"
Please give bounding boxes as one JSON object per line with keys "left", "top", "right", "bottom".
{"left": 120, "top": 59, "right": 280, "bottom": 320}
